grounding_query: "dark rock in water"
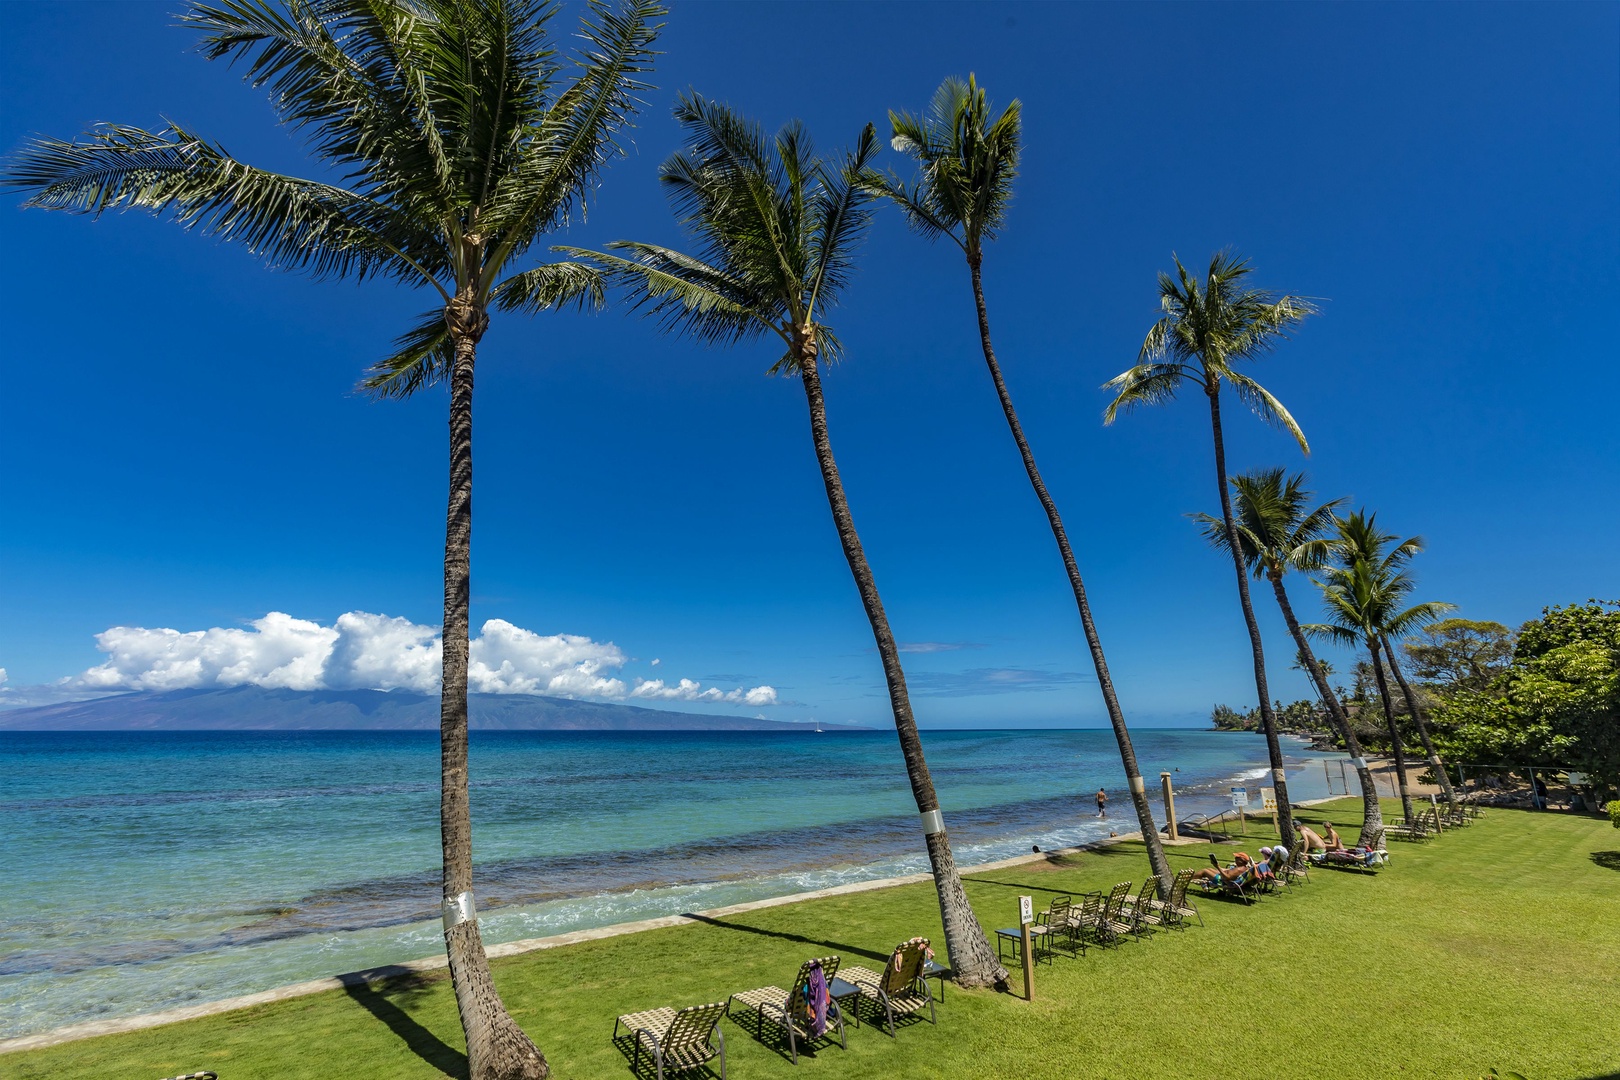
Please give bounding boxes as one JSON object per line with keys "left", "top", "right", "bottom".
{"left": 0, "top": 685, "right": 864, "bottom": 732}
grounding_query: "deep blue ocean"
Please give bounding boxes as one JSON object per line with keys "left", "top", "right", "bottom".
{"left": 0, "top": 727, "right": 1343, "bottom": 1038}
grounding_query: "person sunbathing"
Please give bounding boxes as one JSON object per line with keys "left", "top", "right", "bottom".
{"left": 1296, "top": 824, "right": 1327, "bottom": 852}
{"left": 1256, "top": 844, "right": 1289, "bottom": 879}
{"left": 1321, "top": 822, "right": 1346, "bottom": 851}
{"left": 1192, "top": 851, "right": 1253, "bottom": 885}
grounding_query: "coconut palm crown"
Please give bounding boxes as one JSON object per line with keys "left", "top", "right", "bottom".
{"left": 4, "top": 4, "right": 663, "bottom": 1076}
{"left": 1308, "top": 510, "right": 1454, "bottom": 822}
{"left": 1106, "top": 252, "right": 1316, "bottom": 847}
{"left": 564, "top": 93, "right": 1009, "bottom": 988}
{"left": 870, "top": 73, "right": 1020, "bottom": 262}
{"left": 1326, "top": 510, "right": 1460, "bottom": 803}
{"left": 1195, "top": 469, "right": 1385, "bottom": 846}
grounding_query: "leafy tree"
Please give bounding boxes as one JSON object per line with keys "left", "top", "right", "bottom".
{"left": 565, "top": 96, "right": 1008, "bottom": 987}
{"left": 1106, "top": 253, "right": 1315, "bottom": 847}
{"left": 873, "top": 75, "right": 1171, "bottom": 890}
{"left": 1309, "top": 511, "right": 1452, "bottom": 822}
{"left": 1444, "top": 601, "right": 1620, "bottom": 793}
{"left": 4, "top": 3, "right": 662, "bottom": 1075}
{"left": 1195, "top": 468, "right": 1384, "bottom": 845}
{"left": 1404, "top": 618, "right": 1516, "bottom": 692}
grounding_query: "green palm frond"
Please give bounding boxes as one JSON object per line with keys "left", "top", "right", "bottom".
{"left": 807, "top": 123, "right": 880, "bottom": 320}
{"left": 361, "top": 307, "right": 454, "bottom": 399}
{"left": 4, "top": 123, "right": 434, "bottom": 285}
{"left": 1101, "top": 360, "right": 1189, "bottom": 423}
{"left": 1203, "top": 467, "right": 1347, "bottom": 579}
{"left": 492, "top": 259, "right": 605, "bottom": 314}
{"left": 559, "top": 242, "right": 772, "bottom": 347}
{"left": 1225, "top": 370, "right": 1310, "bottom": 454}
{"left": 480, "top": 0, "right": 663, "bottom": 267}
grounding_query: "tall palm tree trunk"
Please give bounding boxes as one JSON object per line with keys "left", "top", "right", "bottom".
{"left": 969, "top": 257, "right": 1170, "bottom": 890}
{"left": 1267, "top": 572, "right": 1383, "bottom": 847}
{"left": 1205, "top": 387, "right": 1295, "bottom": 846}
{"left": 796, "top": 333, "right": 1006, "bottom": 989}
{"left": 1382, "top": 635, "right": 1457, "bottom": 803}
{"left": 1367, "top": 637, "right": 1416, "bottom": 823}
{"left": 441, "top": 295, "right": 550, "bottom": 1080}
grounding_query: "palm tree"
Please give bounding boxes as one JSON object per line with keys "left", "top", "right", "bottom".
{"left": 1193, "top": 468, "right": 1384, "bottom": 846}
{"left": 565, "top": 95, "right": 1008, "bottom": 988}
{"left": 870, "top": 75, "right": 1172, "bottom": 889}
{"left": 4, "top": 3, "right": 662, "bottom": 1075}
{"left": 1105, "top": 253, "right": 1315, "bottom": 847}
{"left": 1309, "top": 511, "right": 1453, "bottom": 823}
{"left": 1331, "top": 513, "right": 1460, "bottom": 803}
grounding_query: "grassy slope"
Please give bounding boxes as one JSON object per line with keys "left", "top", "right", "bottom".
{"left": 8, "top": 801, "right": 1618, "bottom": 1080}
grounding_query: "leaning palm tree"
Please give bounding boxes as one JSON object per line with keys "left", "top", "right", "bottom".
{"left": 4, "top": 3, "right": 661, "bottom": 1075}
{"left": 1105, "top": 253, "right": 1316, "bottom": 846}
{"left": 1194, "top": 468, "right": 1384, "bottom": 846}
{"left": 1308, "top": 513, "right": 1452, "bottom": 824}
{"left": 565, "top": 95, "right": 1007, "bottom": 988}
{"left": 1332, "top": 513, "right": 1460, "bottom": 803}
{"left": 870, "top": 75, "right": 1171, "bottom": 889}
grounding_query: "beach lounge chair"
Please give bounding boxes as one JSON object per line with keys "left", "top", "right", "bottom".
{"left": 835, "top": 938, "right": 939, "bottom": 1037}
{"left": 1385, "top": 813, "right": 1431, "bottom": 842}
{"left": 1123, "top": 878, "right": 1163, "bottom": 937}
{"left": 1149, "top": 868, "right": 1202, "bottom": 929}
{"left": 1279, "top": 845, "right": 1310, "bottom": 888}
{"left": 614, "top": 1001, "right": 728, "bottom": 1080}
{"left": 1071, "top": 890, "right": 1107, "bottom": 950}
{"left": 995, "top": 900, "right": 1062, "bottom": 967}
{"left": 1195, "top": 860, "right": 1254, "bottom": 904}
{"left": 727, "top": 956, "right": 846, "bottom": 1065}
{"left": 1096, "top": 881, "right": 1136, "bottom": 945}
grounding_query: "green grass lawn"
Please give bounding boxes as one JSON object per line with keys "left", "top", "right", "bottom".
{"left": 8, "top": 801, "right": 1618, "bottom": 1080}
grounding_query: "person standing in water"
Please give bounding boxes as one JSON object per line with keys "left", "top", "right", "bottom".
{"left": 1096, "top": 787, "right": 1108, "bottom": 818}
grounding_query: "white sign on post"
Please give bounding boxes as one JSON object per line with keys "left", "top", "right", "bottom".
{"left": 1231, "top": 786, "right": 1249, "bottom": 808}
{"left": 1260, "top": 787, "right": 1277, "bottom": 811}
{"left": 1019, "top": 895, "right": 1033, "bottom": 925}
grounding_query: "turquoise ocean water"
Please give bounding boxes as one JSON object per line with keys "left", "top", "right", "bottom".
{"left": 0, "top": 728, "right": 1344, "bottom": 1038}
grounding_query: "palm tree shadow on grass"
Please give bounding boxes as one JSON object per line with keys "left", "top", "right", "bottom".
{"left": 341, "top": 970, "right": 468, "bottom": 1078}
{"left": 682, "top": 913, "right": 891, "bottom": 965}
{"left": 1589, "top": 851, "right": 1620, "bottom": 872}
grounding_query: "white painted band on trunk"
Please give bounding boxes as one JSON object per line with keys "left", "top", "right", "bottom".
{"left": 1272, "top": 768, "right": 1286, "bottom": 782}
{"left": 920, "top": 809, "right": 944, "bottom": 835}
{"left": 442, "top": 891, "right": 476, "bottom": 932}
{"left": 1349, "top": 758, "right": 1367, "bottom": 770}
{"left": 1128, "top": 776, "right": 1145, "bottom": 794}
{"left": 1428, "top": 756, "right": 1443, "bottom": 766}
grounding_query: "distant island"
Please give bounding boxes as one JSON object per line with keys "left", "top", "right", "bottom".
{"left": 0, "top": 686, "right": 865, "bottom": 732}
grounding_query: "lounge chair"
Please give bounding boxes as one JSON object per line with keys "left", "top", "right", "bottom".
{"left": 1123, "top": 878, "right": 1163, "bottom": 937}
{"left": 1309, "top": 843, "right": 1389, "bottom": 872}
{"left": 1148, "top": 868, "right": 1202, "bottom": 929}
{"left": 727, "top": 956, "right": 847, "bottom": 1065}
{"left": 1096, "top": 881, "right": 1136, "bottom": 944}
{"left": 1195, "top": 859, "right": 1255, "bottom": 904}
{"left": 1385, "top": 813, "right": 1431, "bottom": 842}
{"left": 1278, "top": 845, "right": 1310, "bottom": 888}
{"left": 614, "top": 1001, "right": 728, "bottom": 1080}
{"left": 835, "top": 938, "right": 939, "bottom": 1037}
{"left": 1071, "top": 890, "right": 1107, "bottom": 950}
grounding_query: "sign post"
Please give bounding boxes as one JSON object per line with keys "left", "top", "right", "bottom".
{"left": 1231, "top": 786, "right": 1248, "bottom": 834}
{"left": 1261, "top": 787, "right": 1278, "bottom": 837}
{"left": 1018, "top": 895, "right": 1035, "bottom": 1001}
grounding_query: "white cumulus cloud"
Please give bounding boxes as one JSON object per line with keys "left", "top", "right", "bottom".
{"left": 631, "top": 678, "right": 778, "bottom": 706}
{"left": 59, "top": 611, "right": 776, "bottom": 707}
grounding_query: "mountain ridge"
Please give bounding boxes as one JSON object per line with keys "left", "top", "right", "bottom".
{"left": 0, "top": 686, "right": 862, "bottom": 732}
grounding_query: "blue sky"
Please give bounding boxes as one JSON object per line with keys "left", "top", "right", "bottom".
{"left": 1, "top": 1, "right": 1616, "bottom": 726}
